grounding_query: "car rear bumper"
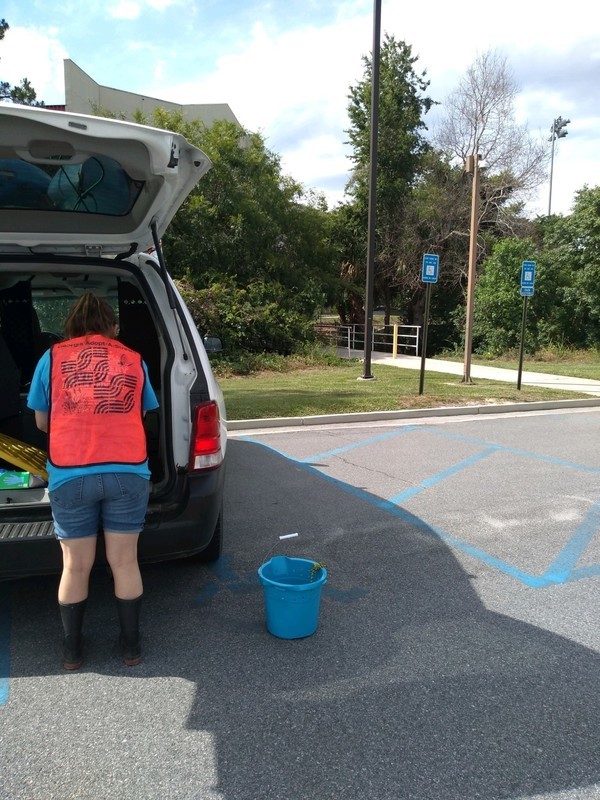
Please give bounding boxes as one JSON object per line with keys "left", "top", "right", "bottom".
{"left": 0, "top": 466, "right": 225, "bottom": 580}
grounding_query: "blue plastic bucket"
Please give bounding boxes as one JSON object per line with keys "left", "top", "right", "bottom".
{"left": 258, "top": 556, "right": 327, "bottom": 639}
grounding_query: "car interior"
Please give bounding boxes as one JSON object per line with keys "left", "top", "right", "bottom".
{"left": 0, "top": 267, "right": 165, "bottom": 494}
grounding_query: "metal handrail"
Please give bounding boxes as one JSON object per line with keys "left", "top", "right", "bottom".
{"left": 315, "top": 322, "right": 421, "bottom": 357}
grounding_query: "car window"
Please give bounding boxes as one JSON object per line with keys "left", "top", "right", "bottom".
{"left": 33, "top": 294, "right": 119, "bottom": 337}
{"left": 0, "top": 156, "right": 144, "bottom": 216}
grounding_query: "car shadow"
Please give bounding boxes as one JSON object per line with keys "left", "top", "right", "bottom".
{"left": 3, "top": 438, "right": 600, "bottom": 800}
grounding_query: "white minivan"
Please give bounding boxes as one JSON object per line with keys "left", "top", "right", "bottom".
{"left": 0, "top": 104, "right": 227, "bottom": 579}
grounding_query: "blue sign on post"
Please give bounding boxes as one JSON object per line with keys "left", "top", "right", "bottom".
{"left": 518, "top": 261, "right": 536, "bottom": 389}
{"left": 422, "top": 254, "right": 439, "bottom": 283}
{"left": 520, "top": 260, "right": 536, "bottom": 296}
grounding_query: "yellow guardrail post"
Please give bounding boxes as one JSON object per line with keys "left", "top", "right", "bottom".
{"left": 392, "top": 323, "right": 398, "bottom": 359}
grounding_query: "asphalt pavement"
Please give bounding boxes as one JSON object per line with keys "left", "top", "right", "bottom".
{"left": 1, "top": 370, "right": 600, "bottom": 799}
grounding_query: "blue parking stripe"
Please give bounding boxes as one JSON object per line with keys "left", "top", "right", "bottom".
{"left": 566, "top": 564, "right": 600, "bottom": 582}
{"left": 246, "top": 423, "right": 600, "bottom": 475}
{"left": 242, "top": 436, "right": 599, "bottom": 588}
{"left": 429, "top": 526, "right": 552, "bottom": 588}
{"left": 0, "top": 587, "right": 10, "bottom": 706}
{"left": 241, "top": 439, "right": 556, "bottom": 587}
{"left": 422, "top": 426, "right": 600, "bottom": 474}
{"left": 542, "top": 498, "right": 600, "bottom": 582}
{"left": 388, "top": 446, "right": 499, "bottom": 504}
{"left": 297, "top": 426, "right": 418, "bottom": 463}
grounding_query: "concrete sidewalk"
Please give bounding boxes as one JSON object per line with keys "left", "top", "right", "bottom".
{"left": 347, "top": 350, "right": 600, "bottom": 396}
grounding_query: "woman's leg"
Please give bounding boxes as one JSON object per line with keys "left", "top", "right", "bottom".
{"left": 105, "top": 531, "right": 143, "bottom": 665}
{"left": 102, "top": 475, "right": 149, "bottom": 665}
{"left": 58, "top": 537, "right": 98, "bottom": 604}
{"left": 104, "top": 531, "right": 142, "bottom": 599}
{"left": 57, "top": 537, "right": 97, "bottom": 669}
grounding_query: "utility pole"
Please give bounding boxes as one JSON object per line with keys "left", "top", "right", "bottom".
{"left": 360, "top": 0, "right": 382, "bottom": 381}
{"left": 462, "top": 153, "right": 480, "bottom": 384}
{"left": 548, "top": 116, "right": 570, "bottom": 216}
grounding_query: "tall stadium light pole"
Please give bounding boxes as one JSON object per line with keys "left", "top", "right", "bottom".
{"left": 462, "top": 153, "right": 480, "bottom": 384}
{"left": 361, "top": 0, "right": 382, "bottom": 381}
{"left": 548, "top": 116, "right": 570, "bottom": 216}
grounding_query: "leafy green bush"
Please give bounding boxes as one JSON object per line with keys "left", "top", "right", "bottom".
{"left": 209, "top": 343, "right": 350, "bottom": 378}
{"left": 175, "top": 277, "right": 318, "bottom": 355}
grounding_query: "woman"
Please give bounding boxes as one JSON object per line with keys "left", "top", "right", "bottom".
{"left": 27, "top": 293, "right": 159, "bottom": 670}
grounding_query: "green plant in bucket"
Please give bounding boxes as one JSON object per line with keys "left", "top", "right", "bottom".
{"left": 310, "top": 562, "right": 327, "bottom": 582}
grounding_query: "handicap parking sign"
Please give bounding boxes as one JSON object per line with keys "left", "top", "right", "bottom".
{"left": 422, "top": 254, "right": 439, "bottom": 283}
{"left": 521, "top": 260, "right": 536, "bottom": 290}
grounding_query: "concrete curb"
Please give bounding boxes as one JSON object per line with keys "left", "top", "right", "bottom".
{"left": 227, "top": 396, "right": 600, "bottom": 431}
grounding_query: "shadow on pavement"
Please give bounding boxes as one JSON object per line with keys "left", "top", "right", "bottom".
{"left": 4, "top": 438, "right": 600, "bottom": 800}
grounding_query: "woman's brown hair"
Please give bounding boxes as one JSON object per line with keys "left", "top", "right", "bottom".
{"left": 64, "top": 293, "right": 117, "bottom": 339}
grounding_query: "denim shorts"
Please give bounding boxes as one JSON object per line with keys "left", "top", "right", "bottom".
{"left": 49, "top": 473, "right": 150, "bottom": 540}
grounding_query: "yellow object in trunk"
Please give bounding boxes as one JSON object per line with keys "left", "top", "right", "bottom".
{"left": 0, "top": 433, "right": 48, "bottom": 479}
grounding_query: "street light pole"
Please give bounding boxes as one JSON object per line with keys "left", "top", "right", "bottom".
{"left": 360, "top": 0, "right": 382, "bottom": 381}
{"left": 462, "top": 153, "right": 480, "bottom": 384}
{"left": 548, "top": 116, "right": 570, "bottom": 216}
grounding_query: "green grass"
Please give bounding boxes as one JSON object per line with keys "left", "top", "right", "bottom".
{"left": 220, "top": 360, "right": 590, "bottom": 421}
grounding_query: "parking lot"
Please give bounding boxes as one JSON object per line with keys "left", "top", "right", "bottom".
{"left": 1, "top": 406, "right": 599, "bottom": 800}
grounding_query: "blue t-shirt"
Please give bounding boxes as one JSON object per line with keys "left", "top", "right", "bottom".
{"left": 27, "top": 348, "right": 159, "bottom": 491}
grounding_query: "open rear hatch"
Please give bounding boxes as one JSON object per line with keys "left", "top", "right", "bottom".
{"left": 0, "top": 104, "right": 211, "bottom": 256}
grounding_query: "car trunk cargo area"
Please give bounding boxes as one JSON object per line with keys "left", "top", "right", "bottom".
{"left": 0, "top": 260, "right": 168, "bottom": 514}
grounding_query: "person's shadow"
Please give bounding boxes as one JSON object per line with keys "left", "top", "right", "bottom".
{"left": 4, "top": 439, "right": 600, "bottom": 800}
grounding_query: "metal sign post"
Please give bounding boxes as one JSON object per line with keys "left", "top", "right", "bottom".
{"left": 419, "top": 254, "right": 439, "bottom": 395}
{"left": 517, "top": 261, "right": 536, "bottom": 390}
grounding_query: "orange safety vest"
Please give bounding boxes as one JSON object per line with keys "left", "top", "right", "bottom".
{"left": 48, "top": 335, "right": 147, "bottom": 468}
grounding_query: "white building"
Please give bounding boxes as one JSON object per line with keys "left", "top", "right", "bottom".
{"left": 47, "top": 59, "right": 240, "bottom": 128}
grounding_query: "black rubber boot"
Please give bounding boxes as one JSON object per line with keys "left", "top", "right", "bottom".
{"left": 59, "top": 599, "right": 87, "bottom": 670}
{"left": 116, "top": 594, "right": 143, "bottom": 666}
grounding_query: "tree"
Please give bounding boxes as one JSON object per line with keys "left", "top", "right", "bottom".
{"left": 0, "top": 19, "right": 43, "bottom": 105}
{"left": 434, "top": 50, "right": 546, "bottom": 232}
{"left": 540, "top": 186, "right": 600, "bottom": 348}
{"left": 342, "top": 35, "right": 435, "bottom": 322}
{"left": 470, "top": 187, "right": 600, "bottom": 355}
{"left": 142, "top": 109, "right": 339, "bottom": 353}
{"left": 472, "top": 238, "right": 542, "bottom": 355}
{"left": 425, "top": 50, "right": 547, "bottom": 353}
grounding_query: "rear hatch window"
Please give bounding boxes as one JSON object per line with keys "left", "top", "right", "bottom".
{"left": 0, "top": 156, "right": 144, "bottom": 216}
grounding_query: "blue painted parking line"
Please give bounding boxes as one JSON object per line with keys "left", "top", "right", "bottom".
{"left": 388, "top": 445, "right": 499, "bottom": 504}
{"left": 241, "top": 428, "right": 418, "bottom": 465}
{"left": 421, "top": 426, "right": 600, "bottom": 474}
{"left": 243, "top": 423, "right": 600, "bottom": 475}
{"left": 242, "top": 435, "right": 600, "bottom": 588}
{"left": 542, "top": 498, "right": 600, "bottom": 583}
{"left": 567, "top": 564, "right": 600, "bottom": 582}
{"left": 297, "top": 426, "right": 418, "bottom": 463}
{"left": 0, "top": 586, "right": 10, "bottom": 706}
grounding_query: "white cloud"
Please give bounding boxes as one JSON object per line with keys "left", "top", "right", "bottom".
{"left": 2, "top": 2, "right": 598, "bottom": 215}
{"left": 152, "top": 4, "right": 600, "bottom": 212}
{"left": 161, "top": 20, "right": 367, "bottom": 129}
{"left": 146, "top": 0, "right": 179, "bottom": 8}
{"left": 107, "top": 0, "right": 179, "bottom": 18}
{"left": 107, "top": 1, "right": 141, "bottom": 20}
{"left": 150, "top": 17, "right": 370, "bottom": 205}
{"left": 279, "top": 133, "right": 352, "bottom": 194}
{"left": 0, "top": 26, "right": 68, "bottom": 105}
{"left": 154, "top": 59, "right": 166, "bottom": 81}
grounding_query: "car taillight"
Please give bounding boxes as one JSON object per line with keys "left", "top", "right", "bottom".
{"left": 190, "top": 400, "right": 223, "bottom": 471}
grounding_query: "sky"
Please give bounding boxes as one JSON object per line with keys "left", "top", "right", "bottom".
{"left": 2, "top": 0, "right": 599, "bottom": 216}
